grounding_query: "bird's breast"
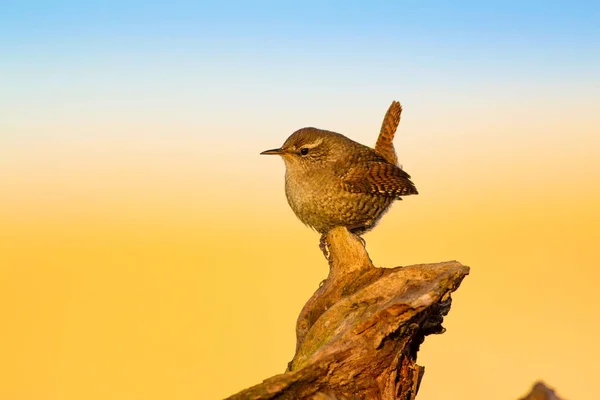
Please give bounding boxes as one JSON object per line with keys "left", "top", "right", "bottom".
{"left": 283, "top": 164, "right": 395, "bottom": 234}
{"left": 284, "top": 168, "right": 337, "bottom": 226}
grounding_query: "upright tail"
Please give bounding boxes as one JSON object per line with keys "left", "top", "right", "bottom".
{"left": 374, "top": 101, "right": 402, "bottom": 165}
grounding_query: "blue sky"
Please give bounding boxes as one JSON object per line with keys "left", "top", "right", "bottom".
{"left": 2, "top": 1, "right": 598, "bottom": 139}
{"left": 3, "top": 2, "right": 598, "bottom": 60}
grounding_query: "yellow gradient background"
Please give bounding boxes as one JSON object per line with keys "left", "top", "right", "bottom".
{"left": 2, "top": 95, "right": 599, "bottom": 399}
{"left": 2, "top": 3, "right": 600, "bottom": 400}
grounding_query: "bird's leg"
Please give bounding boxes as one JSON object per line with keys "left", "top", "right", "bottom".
{"left": 345, "top": 220, "right": 373, "bottom": 247}
{"left": 318, "top": 234, "right": 332, "bottom": 286}
{"left": 319, "top": 233, "right": 330, "bottom": 261}
{"left": 357, "top": 235, "right": 366, "bottom": 247}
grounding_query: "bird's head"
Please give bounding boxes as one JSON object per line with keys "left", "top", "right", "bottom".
{"left": 260, "top": 128, "right": 347, "bottom": 171}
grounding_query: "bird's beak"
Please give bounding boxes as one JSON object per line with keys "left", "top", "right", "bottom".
{"left": 260, "top": 148, "right": 285, "bottom": 155}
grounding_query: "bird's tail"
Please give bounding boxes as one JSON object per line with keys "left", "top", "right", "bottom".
{"left": 374, "top": 101, "right": 402, "bottom": 165}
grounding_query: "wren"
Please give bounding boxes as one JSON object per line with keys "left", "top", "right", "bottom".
{"left": 261, "top": 101, "right": 418, "bottom": 245}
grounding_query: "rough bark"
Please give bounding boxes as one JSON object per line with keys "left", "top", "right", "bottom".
{"left": 227, "top": 227, "right": 469, "bottom": 400}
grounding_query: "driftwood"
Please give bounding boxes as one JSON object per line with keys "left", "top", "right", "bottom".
{"left": 227, "top": 227, "right": 469, "bottom": 399}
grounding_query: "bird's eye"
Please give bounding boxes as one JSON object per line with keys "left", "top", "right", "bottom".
{"left": 300, "top": 148, "right": 309, "bottom": 156}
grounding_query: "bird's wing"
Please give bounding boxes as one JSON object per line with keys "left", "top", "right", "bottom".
{"left": 341, "top": 161, "right": 418, "bottom": 198}
{"left": 374, "top": 101, "right": 402, "bottom": 165}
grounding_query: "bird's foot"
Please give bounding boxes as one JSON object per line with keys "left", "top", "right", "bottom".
{"left": 345, "top": 220, "right": 372, "bottom": 247}
{"left": 357, "top": 235, "right": 366, "bottom": 247}
{"left": 319, "top": 234, "right": 330, "bottom": 261}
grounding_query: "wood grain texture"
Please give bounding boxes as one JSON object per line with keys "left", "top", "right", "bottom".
{"left": 226, "top": 228, "right": 469, "bottom": 400}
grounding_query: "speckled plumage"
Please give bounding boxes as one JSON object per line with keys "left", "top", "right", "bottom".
{"left": 261, "top": 102, "right": 418, "bottom": 235}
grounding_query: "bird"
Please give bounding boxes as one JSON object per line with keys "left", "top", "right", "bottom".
{"left": 261, "top": 101, "right": 417, "bottom": 253}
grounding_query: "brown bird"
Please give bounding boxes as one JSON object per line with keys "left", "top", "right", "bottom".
{"left": 261, "top": 101, "right": 417, "bottom": 249}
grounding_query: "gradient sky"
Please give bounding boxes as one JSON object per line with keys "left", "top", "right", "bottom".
{"left": 2, "top": 2, "right": 599, "bottom": 400}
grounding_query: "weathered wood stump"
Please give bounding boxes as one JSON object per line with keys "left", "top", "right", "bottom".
{"left": 227, "top": 227, "right": 469, "bottom": 399}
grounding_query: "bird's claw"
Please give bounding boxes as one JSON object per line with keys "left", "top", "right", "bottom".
{"left": 319, "top": 234, "right": 330, "bottom": 261}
